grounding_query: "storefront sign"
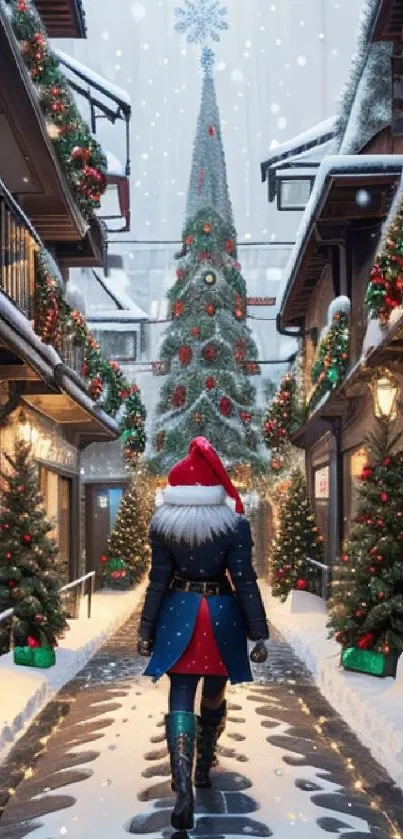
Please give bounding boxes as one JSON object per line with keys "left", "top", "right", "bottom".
{"left": 247, "top": 297, "right": 277, "bottom": 306}
{"left": 315, "top": 466, "right": 329, "bottom": 500}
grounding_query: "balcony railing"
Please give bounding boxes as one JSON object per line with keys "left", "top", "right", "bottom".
{"left": 59, "top": 323, "right": 85, "bottom": 378}
{"left": 0, "top": 182, "right": 37, "bottom": 321}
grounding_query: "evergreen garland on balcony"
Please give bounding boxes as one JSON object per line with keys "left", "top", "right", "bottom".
{"left": 365, "top": 203, "right": 403, "bottom": 325}
{"left": 308, "top": 298, "right": 351, "bottom": 413}
{"left": 262, "top": 372, "right": 301, "bottom": 473}
{"left": 11, "top": 0, "right": 107, "bottom": 220}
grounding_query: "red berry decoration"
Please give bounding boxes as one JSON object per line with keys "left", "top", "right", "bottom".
{"left": 296, "top": 579, "right": 307, "bottom": 591}
{"left": 205, "top": 376, "right": 216, "bottom": 390}
{"left": 178, "top": 345, "right": 192, "bottom": 367}
{"left": 219, "top": 397, "right": 233, "bottom": 418}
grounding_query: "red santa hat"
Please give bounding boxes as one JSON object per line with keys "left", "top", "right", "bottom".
{"left": 168, "top": 436, "right": 244, "bottom": 514}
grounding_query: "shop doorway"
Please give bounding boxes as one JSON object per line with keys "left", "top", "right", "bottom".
{"left": 39, "top": 466, "right": 72, "bottom": 584}
{"left": 85, "top": 483, "right": 128, "bottom": 584}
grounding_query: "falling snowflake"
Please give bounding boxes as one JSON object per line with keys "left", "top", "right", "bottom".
{"left": 175, "top": 0, "right": 229, "bottom": 45}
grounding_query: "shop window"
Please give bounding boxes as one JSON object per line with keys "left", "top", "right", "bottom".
{"left": 345, "top": 446, "right": 367, "bottom": 536}
{"left": 313, "top": 464, "right": 329, "bottom": 557}
{"left": 94, "top": 331, "right": 137, "bottom": 361}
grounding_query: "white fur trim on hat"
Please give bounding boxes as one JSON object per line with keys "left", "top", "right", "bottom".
{"left": 163, "top": 485, "right": 226, "bottom": 507}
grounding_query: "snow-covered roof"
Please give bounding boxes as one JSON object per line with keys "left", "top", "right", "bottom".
{"left": 54, "top": 49, "right": 131, "bottom": 109}
{"left": 261, "top": 117, "right": 337, "bottom": 177}
{"left": 275, "top": 138, "right": 338, "bottom": 169}
{"left": 279, "top": 154, "right": 403, "bottom": 321}
{"left": 336, "top": 0, "right": 392, "bottom": 153}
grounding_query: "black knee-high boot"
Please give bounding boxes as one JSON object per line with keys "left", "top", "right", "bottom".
{"left": 165, "top": 711, "right": 196, "bottom": 830}
{"left": 195, "top": 700, "right": 227, "bottom": 789}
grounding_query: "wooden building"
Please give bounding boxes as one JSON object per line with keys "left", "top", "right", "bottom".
{"left": 262, "top": 0, "right": 403, "bottom": 566}
{"left": 0, "top": 2, "right": 129, "bottom": 582}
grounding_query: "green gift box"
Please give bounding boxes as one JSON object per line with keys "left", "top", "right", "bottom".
{"left": 341, "top": 647, "right": 399, "bottom": 678}
{"left": 14, "top": 646, "right": 56, "bottom": 669}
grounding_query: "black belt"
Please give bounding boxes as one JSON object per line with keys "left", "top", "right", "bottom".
{"left": 170, "top": 575, "right": 230, "bottom": 596}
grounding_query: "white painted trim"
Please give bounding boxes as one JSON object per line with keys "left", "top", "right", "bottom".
{"left": 163, "top": 484, "right": 226, "bottom": 507}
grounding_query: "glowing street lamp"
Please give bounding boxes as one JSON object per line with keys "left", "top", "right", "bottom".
{"left": 370, "top": 369, "right": 400, "bottom": 421}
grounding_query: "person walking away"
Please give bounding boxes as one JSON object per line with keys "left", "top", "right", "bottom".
{"left": 137, "top": 437, "right": 269, "bottom": 830}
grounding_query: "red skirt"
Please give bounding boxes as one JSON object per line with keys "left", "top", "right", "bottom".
{"left": 169, "top": 597, "right": 228, "bottom": 676}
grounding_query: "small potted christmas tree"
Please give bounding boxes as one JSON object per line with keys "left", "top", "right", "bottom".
{"left": 328, "top": 421, "right": 403, "bottom": 677}
{"left": 0, "top": 439, "right": 68, "bottom": 667}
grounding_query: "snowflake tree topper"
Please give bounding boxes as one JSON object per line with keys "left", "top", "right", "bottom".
{"left": 175, "top": 0, "right": 228, "bottom": 74}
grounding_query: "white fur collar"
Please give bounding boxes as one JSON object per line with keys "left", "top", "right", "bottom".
{"left": 163, "top": 485, "right": 226, "bottom": 507}
{"left": 152, "top": 486, "right": 238, "bottom": 546}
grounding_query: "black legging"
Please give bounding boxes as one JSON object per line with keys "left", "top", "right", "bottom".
{"left": 169, "top": 673, "right": 227, "bottom": 712}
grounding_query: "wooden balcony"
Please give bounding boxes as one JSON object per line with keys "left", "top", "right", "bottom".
{"left": 0, "top": 183, "right": 36, "bottom": 321}
{"left": 33, "top": 0, "right": 86, "bottom": 38}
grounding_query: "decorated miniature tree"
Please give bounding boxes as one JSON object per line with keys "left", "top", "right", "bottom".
{"left": 120, "top": 384, "right": 147, "bottom": 469}
{"left": 101, "top": 465, "right": 154, "bottom": 587}
{"left": 328, "top": 421, "right": 403, "bottom": 675}
{"left": 262, "top": 372, "right": 302, "bottom": 473}
{"left": 272, "top": 469, "right": 323, "bottom": 601}
{"left": 308, "top": 297, "right": 351, "bottom": 412}
{"left": 151, "top": 46, "right": 261, "bottom": 473}
{"left": 366, "top": 199, "right": 403, "bottom": 325}
{"left": 0, "top": 439, "right": 68, "bottom": 658}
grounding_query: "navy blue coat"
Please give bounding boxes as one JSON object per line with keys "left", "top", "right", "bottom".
{"left": 140, "top": 516, "right": 269, "bottom": 684}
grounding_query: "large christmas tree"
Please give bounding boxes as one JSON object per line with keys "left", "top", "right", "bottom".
{"left": 152, "top": 47, "right": 261, "bottom": 472}
{"left": 0, "top": 439, "right": 68, "bottom": 655}
{"left": 102, "top": 465, "right": 155, "bottom": 587}
{"left": 272, "top": 469, "right": 323, "bottom": 601}
{"left": 328, "top": 421, "right": 403, "bottom": 659}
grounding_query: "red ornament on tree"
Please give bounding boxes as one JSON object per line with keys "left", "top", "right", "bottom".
{"left": 277, "top": 568, "right": 286, "bottom": 578}
{"left": 202, "top": 343, "right": 217, "bottom": 363}
{"left": 173, "top": 301, "right": 185, "bottom": 318}
{"left": 296, "top": 579, "right": 307, "bottom": 591}
{"left": 172, "top": 386, "right": 187, "bottom": 409}
{"left": 186, "top": 235, "right": 194, "bottom": 246}
{"left": 205, "top": 302, "right": 216, "bottom": 316}
{"left": 178, "top": 345, "right": 193, "bottom": 367}
{"left": 4, "top": 552, "right": 12, "bottom": 561}
{"left": 219, "top": 397, "right": 233, "bottom": 418}
{"left": 361, "top": 465, "right": 373, "bottom": 481}
{"left": 8, "top": 580, "right": 16, "bottom": 589}
{"left": 22, "top": 533, "right": 32, "bottom": 545}
{"left": 190, "top": 326, "right": 200, "bottom": 338}
{"left": 240, "top": 410, "right": 252, "bottom": 424}
{"left": 380, "top": 492, "right": 389, "bottom": 503}
{"left": 225, "top": 239, "right": 235, "bottom": 254}
{"left": 205, "top": 376, "right": 217, "bottom": 390}
{"left": 209, "top": 125, "right": 216, "bottom": 137}
{"left": 27, "top": 636, "right": 40, "bottom": 649}
{"left": 100, "top": 555, "right": 108, "bottom": 563}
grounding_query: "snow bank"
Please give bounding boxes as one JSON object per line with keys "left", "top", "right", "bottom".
{"left": 0, "top": 580, "right": 147, "bottom": 766}
{"left": 264, "top": 585, "right": 403, "bottom": 790}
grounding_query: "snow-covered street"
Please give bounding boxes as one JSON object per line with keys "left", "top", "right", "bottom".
{"left": 1, "top": 603, "right": 402, "bottom": 839}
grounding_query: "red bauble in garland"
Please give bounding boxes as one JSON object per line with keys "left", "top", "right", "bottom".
{"left": 71, "top": 145, "right": 91, "bottom": 164}
{"left": 89, "top": 375, "right": 103, "bottom": 400}
{"left": 380, "top": 492, "right": 389, "bottom": 503}
{"left": 296, "top": 579, "right": 307, "bottom": 591}
{"left": 4, "top": 552, "right": 12, "bottom": 561}
{"left": 205, "top": 376, "right": 216, "bottom": 390}
{"left": 205, "top": 302, "right": 216, "bottom": 316}
{"left": 190, "top": 326, "right": 200, "bottom": 338}
{"left": 202, "top": 343, "right": 217, "bottom": 363}
{"left": 171, "top": 386, "right": 186, "bottom": 409}
{"left": 276, "top": 568, "right": 286, "bottom": 578}
{"left": 178, "top": 345, "right": 193, "bottom": 367}
{"left": 22, "top": 533, "right": 32, "bottom": 546}
{"left": 219, "top": 397, "right": 233, "bottom": 418}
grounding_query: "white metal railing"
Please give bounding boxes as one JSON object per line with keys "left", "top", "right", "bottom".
{"left": 0, "top": 571, "right": 96, "bottom": 633}
{"left": 305, "top": 556, "right": 332, "bottom": 600}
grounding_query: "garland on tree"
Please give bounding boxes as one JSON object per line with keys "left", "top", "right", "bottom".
{"left": 308, "top": 298, "right": 350, "bottom": 412}
{"left": 272, "top": 469, "right": 323, "bottom": 601}
{"left": 0, "top": 438, "right": 68, "bottom": 655}
{"left": 262, "top": 373, "right": 301, "bottom": 473}
{"left": 328, "top": 421, "right": 403, "bottom": 660}
{"left": 365, "top": 202, "right": 403, "bottom": 325}
{"left": 120, "top": 385, "right": 147, "bottom": 468}
{"left": 11, "top": 0, "right": 107, "bottom": 220}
